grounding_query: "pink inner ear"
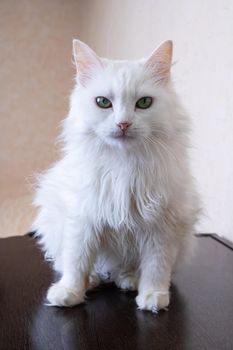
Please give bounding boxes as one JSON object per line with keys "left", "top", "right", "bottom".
{"left": 145, "top": 41, "right": 173, "bottom": 83}
{"left": 73, "top": 39, "right": 103, "bottom": 86}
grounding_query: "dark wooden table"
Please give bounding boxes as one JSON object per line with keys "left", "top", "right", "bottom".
{"left": 0, "top": 234, "right": 233, "bottom": 350}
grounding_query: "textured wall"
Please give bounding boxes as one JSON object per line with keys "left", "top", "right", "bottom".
{"left": 1, "top": 0, "right": 233, "bottom": 241}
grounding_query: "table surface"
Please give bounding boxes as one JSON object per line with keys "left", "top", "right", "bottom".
{"left": 0, "top": 234, "right": 233, "bottom": 350}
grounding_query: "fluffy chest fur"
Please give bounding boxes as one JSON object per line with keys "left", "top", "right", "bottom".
{"left": 73, "top": 145, "right": 167, "bottom": 232}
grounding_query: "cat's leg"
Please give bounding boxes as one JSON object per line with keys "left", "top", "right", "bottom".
{"left": 136, "top": 233, "right": 177, "bottom": 313}
{"left": 46, "top": 218, "right": 99, "bottom": 307}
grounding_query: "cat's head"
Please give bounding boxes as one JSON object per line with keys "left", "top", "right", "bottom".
{"left": 70, "top": 39, "right": 175, "bottom": 150}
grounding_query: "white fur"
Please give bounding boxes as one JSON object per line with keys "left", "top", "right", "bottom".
{"left": 32, "top": 40, "right": 200, "bottom": 312}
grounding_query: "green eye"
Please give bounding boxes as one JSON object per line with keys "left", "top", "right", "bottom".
{"left": 96, "top": 96, "right": 112, "bottom": 109}
{"left": 136, "top": 97, "right": 153, "bottom": 109}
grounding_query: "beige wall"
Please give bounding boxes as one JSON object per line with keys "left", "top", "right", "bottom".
{"left": 1, "top": 1, "right": 233, "bottom": 241}
{"left": 0, "top": 0, "right": 82, "bottom": 236}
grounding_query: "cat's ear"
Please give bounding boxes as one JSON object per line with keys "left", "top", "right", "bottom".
{"left": 145, "top": 40, "right": 173, "bottom": 84}
{"left": 73, "top": 39, "right": 103, "bottom": 86}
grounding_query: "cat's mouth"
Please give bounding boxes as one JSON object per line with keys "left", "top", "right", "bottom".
{"left": 109, "top": 130, "right": 134, "bottom": 140}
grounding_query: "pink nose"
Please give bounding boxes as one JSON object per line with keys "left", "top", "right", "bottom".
{"left": 117, "top": 122, "right": 132, "bottom": 131}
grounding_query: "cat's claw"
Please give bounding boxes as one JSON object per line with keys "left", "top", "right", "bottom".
{"left": 46, "top": 281, "right": 85, "bottom": 307}
{"left": 136, "top": 290, "right": 170, "bottom": 312}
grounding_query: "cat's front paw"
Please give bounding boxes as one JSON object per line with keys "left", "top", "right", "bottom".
{"left": 136, "top": 290, "right": 170, "bottom": 313}
{"left": 46, "top": 281, "right": 85, "bottom": 307}
{"left": 116, "top": 273, "right": 138, "bottom": 291}
{"left": 87, "top": 273, "right": 101, "bottom": 290}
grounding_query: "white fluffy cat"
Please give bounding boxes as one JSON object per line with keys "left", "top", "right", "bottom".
{"left": 32, "top": 39, "right": 200, "bottom": 313}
